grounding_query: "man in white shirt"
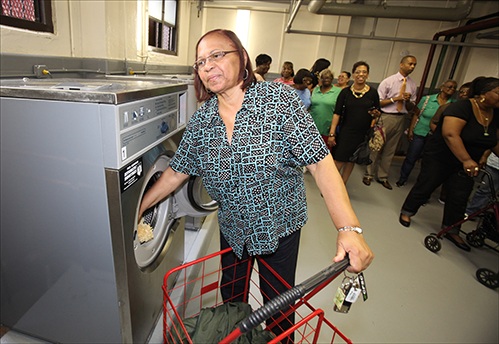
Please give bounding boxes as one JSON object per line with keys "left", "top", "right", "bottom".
{"left": 363, "top": 55, "right": 418, "bottom": 190}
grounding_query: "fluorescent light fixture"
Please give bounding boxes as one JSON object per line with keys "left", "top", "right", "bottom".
{"left": 236, "top": 10, "right": 250, "bottom": 48}
{"left": 137, "top": 0, "right": 144, "bottom": 54}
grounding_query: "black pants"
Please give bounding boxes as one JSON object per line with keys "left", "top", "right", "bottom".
{"left": 401, "top": 155, "right": 474, "bottom": 233}
{"left": 220, "top": 230, "right": 301, "bottom": 343}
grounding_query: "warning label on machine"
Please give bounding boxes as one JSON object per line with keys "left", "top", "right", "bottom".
{"left": 120, "top": 157, "right": 143, "bottom": 193}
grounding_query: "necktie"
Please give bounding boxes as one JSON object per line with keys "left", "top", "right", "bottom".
{"left": 397, "top": 77, "right": 407, "bottom": 112}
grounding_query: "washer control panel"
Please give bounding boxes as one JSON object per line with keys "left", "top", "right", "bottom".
{"left": 101, "top": 90, "right": 187, "bottom": 169}
{"left": 120, "top": 93, "right": 179, "bottom": 130}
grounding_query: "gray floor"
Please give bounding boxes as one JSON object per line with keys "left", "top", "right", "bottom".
{"left": 295, "top": 159, "right": 498, "bottom": 343}
{"left": 200, "top": 158, "right": 499, "bottom": 343}
{"left": 2, "top": 158, "right": 498, "bottom": 343}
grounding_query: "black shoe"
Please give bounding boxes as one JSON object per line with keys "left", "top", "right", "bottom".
{"left": 396, "top": 180, "right": 406, "bottom": 187}
{"left": 362, "top": 177, "right": 372, "bottom": 186}
{"left": 399, "top": 214, "right": 411, "bottom": 227}
{"left": 377, "top": 179, "right": 393, "bottom": 190}
{"left": 444, "top": 234, "right": 471, "bottom": 252}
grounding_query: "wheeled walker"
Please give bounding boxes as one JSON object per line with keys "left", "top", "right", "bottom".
{"left": 424, "top": 169, "right": 499, "bottom": 289}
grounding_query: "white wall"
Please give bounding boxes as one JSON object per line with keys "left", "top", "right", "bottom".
{"left": 188, "top": 1, "right": 498, "bottom": 87}
{"left": 0, "top": 1, "right": 497, "bottom": 87}
{"left": 0, "top": 0, "right": 192, "bottom": 65}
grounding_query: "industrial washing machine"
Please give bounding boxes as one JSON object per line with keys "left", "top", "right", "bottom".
{"left": 106, "top": 73, "right": 209, "bottom": 231}
{"left": 0, "top": 78, "right": 216, "bottom": 343}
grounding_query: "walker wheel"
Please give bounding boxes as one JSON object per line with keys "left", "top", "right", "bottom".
{"left": 473, "top": 227, "right": 487, "bottom": 240}
{"left": 466, "top": 231, "right": 485, "bottom": 247}
{"left": 424, "top": 234, "right": 441, "bottom": 253}
{"left": 476, "top": 268, "right": 499, "bottom": 289}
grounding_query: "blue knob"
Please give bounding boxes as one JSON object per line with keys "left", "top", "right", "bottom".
{"left": 160, "top": 121, "right": 169, "bottom": 133}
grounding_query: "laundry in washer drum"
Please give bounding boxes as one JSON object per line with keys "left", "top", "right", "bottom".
{"left": 137, "top": 221, "right": 154, "bottom": 243}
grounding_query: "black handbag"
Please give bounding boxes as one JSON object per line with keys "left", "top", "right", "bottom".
{"left": 349, "top": 134, "right": 373, "bottom": 165}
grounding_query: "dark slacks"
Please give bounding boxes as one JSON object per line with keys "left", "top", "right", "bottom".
{"left": 398, "top": 134, "right": 427, "bottom": 184}
{"left": 401, "top": 155, "right": 474, "bottom": 234}
{"left": 220, "top": 230, "right": 301, "bottom": 343}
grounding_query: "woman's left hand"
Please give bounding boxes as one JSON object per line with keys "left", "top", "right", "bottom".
{"left": 327, "top": 136, "right": 336, "bottom": 147}
{"left": 334, "top": 231, "right": 374, "bottom": 273}
{"left": 368, "top": 108, "right": 381, "bottom": 119}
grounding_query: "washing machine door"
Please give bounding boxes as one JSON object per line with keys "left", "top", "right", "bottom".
{"left": 134, "top": 154, "right": 177, "bottom": 271}
{"left": 174, "top": 176, "right": 218, "bottom": 218}
{"left": 162, "top": 136, "right": 218, "bottom": 218}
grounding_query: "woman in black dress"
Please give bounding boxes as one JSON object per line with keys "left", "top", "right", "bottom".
{"left": 329, "top": 61, "right": 380, "bottom": 184}
{"left": 399, "top": 76, "right": 499, "bottom": 251}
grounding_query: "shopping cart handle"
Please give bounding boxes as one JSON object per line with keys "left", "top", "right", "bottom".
{"left": 237, "top": 257, "right": 350, "bottom": 335}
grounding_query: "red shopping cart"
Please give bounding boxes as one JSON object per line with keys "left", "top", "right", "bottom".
{"left": 162, "top": 248, "right": 353, "bottom": 343}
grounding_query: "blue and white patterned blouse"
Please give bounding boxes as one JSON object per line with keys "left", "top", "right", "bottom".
{"left": 170, "top": 81, "right": 329, "bottom": 258}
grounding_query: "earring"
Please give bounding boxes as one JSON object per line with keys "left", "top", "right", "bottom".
{"left": 243, "top": 69, "right": 249, "bottom": 81}
{"left": 480, "top": 97, "right": 485, "bottom": 103}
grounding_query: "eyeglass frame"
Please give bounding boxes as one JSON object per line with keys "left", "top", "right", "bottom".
{"left": 193, "top": 50, "right": 238, "bottom": 71}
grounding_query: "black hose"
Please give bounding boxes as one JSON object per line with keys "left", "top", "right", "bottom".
{"left": 239, "top": 286, "right": 303, "bottom": 332}
{"left": 237, "top": 257, "right": 350, "bottom": 334}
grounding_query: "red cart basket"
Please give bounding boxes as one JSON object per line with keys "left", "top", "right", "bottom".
{"left": 162, "top": 247, "right": 353, "bottom": 343}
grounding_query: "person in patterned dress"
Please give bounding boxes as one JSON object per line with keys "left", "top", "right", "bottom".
{"left": 139, "top": 29, "right": 373, "bottom": 340}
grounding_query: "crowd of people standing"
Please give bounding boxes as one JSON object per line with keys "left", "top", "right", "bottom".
{"left": 249, "top": 50, "right": 499, "bottom": 253}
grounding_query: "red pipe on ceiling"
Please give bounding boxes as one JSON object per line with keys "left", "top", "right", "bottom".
{"left": 417, "top": 16, "right": 499, "bottom": 101}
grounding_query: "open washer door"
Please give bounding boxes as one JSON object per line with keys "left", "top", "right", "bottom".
{"left": 162, "top": 136, "right": 218, "bottom": 219}
{"left": 134, "top": 154, "right": 179, "bottom": 272}
{"left": 174, "top": 176, "right": 218, "bottom": 218}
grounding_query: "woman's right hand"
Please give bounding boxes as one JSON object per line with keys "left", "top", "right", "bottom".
{"left": 407, "top": 129, "right": 414, "bottom": 142}
{"left": 463, "top": 159, "right": 480, "bottom": 177}
{"left": 327, "top": 136, "right": 336, "bottom": 147}
{"left": 137, "top": 208, "right": 145, "bottom": 224}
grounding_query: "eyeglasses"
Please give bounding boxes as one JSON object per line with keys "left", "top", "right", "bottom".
{"left": 193, "top": 50, "right": 238, "bottom": 71}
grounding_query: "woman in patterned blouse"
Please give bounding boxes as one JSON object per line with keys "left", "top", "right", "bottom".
{"left": 139, "top": 29, "right": 373, "bottom": 340}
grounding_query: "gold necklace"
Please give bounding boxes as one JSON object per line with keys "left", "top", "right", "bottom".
{"left": 350, "top": 84, "right": 369, "bottom": 98}
{"left": 472, "top": 98, "right": 491, "bottom": 136}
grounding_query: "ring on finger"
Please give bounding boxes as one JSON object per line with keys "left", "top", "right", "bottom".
{"left": 466, "top": 169, "right": 471, "bottom": 172}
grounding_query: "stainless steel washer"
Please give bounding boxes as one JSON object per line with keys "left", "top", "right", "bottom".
{"left": 0, "top": 78, "right": 213, "bottom": 343}
{"left": 105, "top": 74, "right": 216, "bottom": 231}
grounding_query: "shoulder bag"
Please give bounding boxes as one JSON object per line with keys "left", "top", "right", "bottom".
{"left": 368, "top": 117, "right": 385, "bottom": 152}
